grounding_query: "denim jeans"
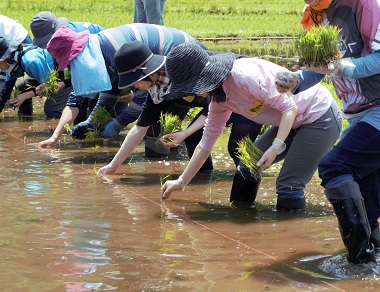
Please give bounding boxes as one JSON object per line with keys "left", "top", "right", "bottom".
{"left": 89, "top": 92, "right": 128, "bottom": 119}
{"left": 115, "top": 91, "right": 147, "bottom": 127}
{"left": 318, "top": 121, "right": 380, "bottom": 229}
{"left": 134, "top": 0, "right": 166, "bottom": 25}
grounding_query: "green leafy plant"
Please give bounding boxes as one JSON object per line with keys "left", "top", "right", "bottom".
{"left": 63, "top": 123, "right": 73, "bottom": 135}
{"left": 159, "top": 112, "right": 182, "bottom": 142}
{"left": 11, "top": 87, "right": 20, "bottom": 99}
{"left": 235, "top": 135, "right": 264, "bottom": 178}
{"left": 84, "top": 107, "right": 113, "bottom": 139}
{"left": 91, "top": 107, "right": 113, "bottom": 126}
{"left": 38, "top": 69, "right": 59, "bottom": 99}
{"left": 85, "top": 127, "right": 101, "bottom": 140}
{"left": 295, "top": 25, "right": 342, "bottom": 68}
{"left": 159, "top": 174, "right": 171, "bottom": 186}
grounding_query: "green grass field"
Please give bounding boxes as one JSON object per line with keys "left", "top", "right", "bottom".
{"left": 2, "top": 0, "right": 305, "bottom": 38}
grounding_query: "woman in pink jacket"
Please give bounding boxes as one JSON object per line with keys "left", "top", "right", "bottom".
{"left": 160, "top": 43, "right": 342, "bottom": 212}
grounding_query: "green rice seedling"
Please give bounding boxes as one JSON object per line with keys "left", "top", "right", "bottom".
{"left": 38, "top": 69, "right": 59, "bottom": 99}
{"left": 159, "top": 174, "right": 171, "bottom": 186}
{"left": 82, "top": 107, "right": 113, "bottom": 139}
{"left": 159, "top": 112, "right": 182, "bottom": 142}
{"left": 85, "top": 127, "right": 101, "bottom": 140}
{"left": 295, "top": 25, "right": 342, "bottom": 68}
{"left": 63, "top": 123, "right": 72, "bottom": 135}
{"left": 235, "top": 135, "right": 264, "bottom": 179}
{"left": 11, "top": 87, "right": 20, "bottom": 98}
{"left": 91, "top": 106, "right": 113, "bottom": 126}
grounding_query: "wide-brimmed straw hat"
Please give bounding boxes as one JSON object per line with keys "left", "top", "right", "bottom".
{"left": 0, "top": 37, "right": 20, "bottom": 61}
{"left": 163, "top": 43, "right": 236, "bottom": 100}
{"left": 47, "top": 26, "right": 90, "bottom": 70}
{"left": 115, "top": 40, "right": 166, "bottom": 89}
{"left": 31, "top": 11, "right": 69, "bottom": 46}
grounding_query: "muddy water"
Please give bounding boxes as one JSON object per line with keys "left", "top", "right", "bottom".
{"left": 1, "top": 106, "right": 379, "bottom": 292}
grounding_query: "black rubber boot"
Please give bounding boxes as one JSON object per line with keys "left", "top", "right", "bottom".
{"left": 370, "top": 227, "right": 380, "bottom": 250}
{"left": 187, "top": 148, "right": 213, "bottom": 172}
{"left": 326, "top": 180, "right": 376, "bottom": 264}
{"left": 18, "top": 98, "right": 33, "bottom": 116}
{"left": 277, "top": 195, "right": 306, "bottom": 212}
{"left": 230, "top": 166, "right": 261, "bottom": 208}
{"left": 144, "top": 136, "right": 170, "bottom": 159}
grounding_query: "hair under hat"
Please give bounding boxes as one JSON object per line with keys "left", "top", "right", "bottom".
{"left": 163, "top": 43, "right": 236, "bottom": 100}
{"left": 47, "top": 26, "right": 90, "bottom": 71}
{"left": 0, "top": 37, "right": 20, "bottom": 62}
{"left": 115, "top": 40, "right": 166, "bottom": 89}
{"left": 30, "top": 11, "right": 69, "bottom": 46}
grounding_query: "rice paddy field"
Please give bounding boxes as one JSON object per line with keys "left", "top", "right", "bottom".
{"left": 0, "top": 1, "right": 367, "bottom": 291}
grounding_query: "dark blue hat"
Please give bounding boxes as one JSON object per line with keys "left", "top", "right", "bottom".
{"left": 163, "top": 43, "right": 236, "bottom": 100}
{"left": 115, "top": 41, "right": 166, "bottom": 89}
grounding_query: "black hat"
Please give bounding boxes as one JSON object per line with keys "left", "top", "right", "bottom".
{"left": 115, "top": 41, "right": 166, "bottom": 89}
{"left": 30, "top": 11, "right": 68, "bottom": 46}
{"left": 163, "top": 43, "right": 236, "bottom": 100}
{"left": 0, "top": 37, "right": 19, "bottom": 61}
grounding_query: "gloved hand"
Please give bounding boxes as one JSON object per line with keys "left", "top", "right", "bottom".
{"left": 256, "top": 138, "right": 286, "bottom": 170}
{"left": 275, "top": 71, "right": 299, "bottom": 93}
{"left": 300, "top": 58, "right": 355, "bottom": 77}
{"left": 99, "top": 119, "right": 124, "bottom": 138}
{"left": 161, "top": 176, "right": 186, "bottom": 199}
{"left": 72, "top": 119, "right": 97, "bottom": 140}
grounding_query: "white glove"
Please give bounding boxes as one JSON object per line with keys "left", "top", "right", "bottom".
{"left": 256, "top": 138, "right": 286, "bottom": 170}
{"left": 275, "top": 71, "right": 299, "bottom": 93}
{"left": 301, "top": 58, "right": 355, "bottom": 77}
{"left": 160, "top": 176, "right": 186, "bottom": 199}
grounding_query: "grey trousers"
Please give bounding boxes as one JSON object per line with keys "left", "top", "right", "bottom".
{"left": 254, "top": 99, "right": 342, "bottom": 197}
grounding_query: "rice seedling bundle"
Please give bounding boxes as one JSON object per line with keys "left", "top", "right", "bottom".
{"left": 38, "top": 69, "right": 59, "bottom": 99}
{"left": 85, "top": 107, "right": 113, "bottom": 139}
{"left": 235, "top": 135, "right": 264, "bottom": 179}
{"left": 159, "top": 112, "right": 182, "bottom": 142}
{"left": 295, "top": 25, "right": 342, "bottom": 68}
{"left": 91, "top": 107, "right": 113, "bottom": 126}
{"left": 11, "top": 87, "right": 20, "bottom": 99}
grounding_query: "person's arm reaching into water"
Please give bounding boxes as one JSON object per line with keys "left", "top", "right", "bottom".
{"left": 160, "top": 143, "right": 211, "bottom": 199}
{"left": 97, "top": 124, "right": 150, "bottom": 175}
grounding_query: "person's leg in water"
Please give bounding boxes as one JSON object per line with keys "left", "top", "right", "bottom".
{"left": 145, "top": 101, "right": 189, "bottom": 159}
{"left": 357, "top": 170, "right": 380, "bottom": 250}
{"left": 257, "top": 103, "right": 341, "bottom": 212}
{"left": 15, "top": 77, "right": 36, "bottom": 117}
{"left": 44, "top": 86, "right": 72, "bottom": 119}
{"left": 319, "top": 121, "right": 380, "bottom": 264}
{"left": 228, "top": 113, "right": 263, "bottom": 206}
